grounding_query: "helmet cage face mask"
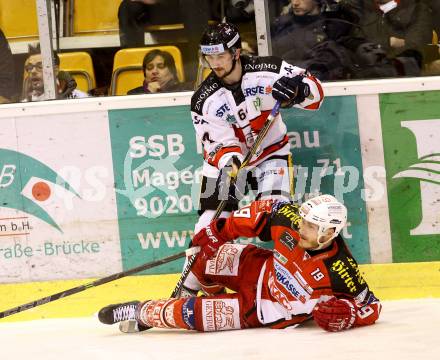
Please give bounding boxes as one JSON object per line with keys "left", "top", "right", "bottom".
{"left": 298, "top": 195, "right": 347, "bottom": 250}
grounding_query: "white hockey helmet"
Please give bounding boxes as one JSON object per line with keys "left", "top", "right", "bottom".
{"left": 299, "top": 194, "right": 347, "bottom": 249}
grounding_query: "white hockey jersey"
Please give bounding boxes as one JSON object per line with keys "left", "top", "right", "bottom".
{"left": 190, "top": 55, "right": 324, "bottom": 177}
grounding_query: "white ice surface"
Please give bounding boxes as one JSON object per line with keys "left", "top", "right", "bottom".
{"left": 1, "top": 298, "right": 439, "bottom": 360}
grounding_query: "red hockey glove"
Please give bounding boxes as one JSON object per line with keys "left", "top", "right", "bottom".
{"left": 192, "top": 219, "right": 230, "bottom": 259}
{"left": 313, "top": 297, "right": 356, "bottom": 332}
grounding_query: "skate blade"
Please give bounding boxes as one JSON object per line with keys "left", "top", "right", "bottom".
{"left": 119, "top": 320, "right": 151, "bottom": 333}
{"left": 119, "top": 320, "right": 140, "bottom": 333}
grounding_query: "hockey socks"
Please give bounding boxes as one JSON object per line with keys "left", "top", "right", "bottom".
{"left": 137, "top": 298, "right": 195, "bottom": 330}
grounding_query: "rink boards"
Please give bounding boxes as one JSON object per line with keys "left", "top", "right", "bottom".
{"left": 0, "top": 78, "right": 439, "bottom": 320}
{"left": 1, "top": 261, "right": 439, "bottom": 322}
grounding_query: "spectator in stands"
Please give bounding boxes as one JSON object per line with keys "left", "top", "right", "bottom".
{"left": 21, "top": 44, "right": 89, "bottom": 102}
{"left": 128, "top": 49, "right": 191, "bottom": 94}
{"left": 118, "top": 0, "right": 210, "bottom": 81}
{"left": 271, "top": 0, "right": 427, "bottom": 79}
{"left": 342, "top": 0, "right": 432, "bottom": 63}
{"left": 272, "top": 0, "right": 326, "bottom": 60}
{"left": 0, "top": 28, "right": 17, "bottom": 103}
{"left": 271, "top": 0, "right": 361, "bottom": 80}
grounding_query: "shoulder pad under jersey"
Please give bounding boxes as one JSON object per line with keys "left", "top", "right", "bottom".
{"left": 191, "top": 75, "right": 222, "bottom": 115}
{"left": 271, "top": 201, "right": 302, "bottom": 230}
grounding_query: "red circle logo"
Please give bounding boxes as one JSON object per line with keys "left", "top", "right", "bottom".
{"left": 32, "top": 182, "right": 51, "bottom": 201}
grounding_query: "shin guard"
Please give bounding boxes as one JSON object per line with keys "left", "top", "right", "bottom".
{"left": 137, "top": 298, "right": 195, "bottom": 330}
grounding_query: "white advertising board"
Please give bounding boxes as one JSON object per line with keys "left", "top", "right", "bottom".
{"left": 0, "top": 111, "right": 121, "bottom": 282}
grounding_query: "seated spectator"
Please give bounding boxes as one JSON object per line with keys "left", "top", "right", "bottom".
{"left": 271, "top": 0, "right": 360, "bottom": 80}
{"left": 0, "top": 28, "right": 17, "bottom": 103}
{"left": 127, "top": 49, "right": 191, "bottom": 94}
{"left": 342, "top": 0, "right": 432, "bottom": 67}
{"left": 271, "top": 0, "right": 426, "bottom": 79}
{"left": 118, "top": 0, "right": 210, "bottom": 81}
{"left": 272, "top": 0, "right": 327, "bottom": 60}
{"left": 21, "top": 44, "right": 89, "bottom": 102}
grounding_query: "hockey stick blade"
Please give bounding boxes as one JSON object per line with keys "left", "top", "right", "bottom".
{"left": 0, "top": 251, "right": 186, "bottom": 319}
{"left": 170, "top": 100, "right": 282, "bottom": 298}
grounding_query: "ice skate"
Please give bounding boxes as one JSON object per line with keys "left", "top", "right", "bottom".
{"left": 98, "top": 300, "right": 140, "bottom": 325}
{"left": 98, "top": 300, "right": 152, "bottom": 333}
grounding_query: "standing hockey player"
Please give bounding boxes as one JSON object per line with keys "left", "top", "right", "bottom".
{"left": 191, "top": 22, "right": 324, "bottom": 235}
{"left": 98, "top": 194, "right": 381, "bottom": 332}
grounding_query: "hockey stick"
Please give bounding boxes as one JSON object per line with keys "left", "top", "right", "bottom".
{"left": 213, "top": 100, "right": 282, "bottom": 219}
{"left": 0, "top": 251, "right": 186, "bottom": 319}
{"left": 170, "top": 100, "right": 282, "bottom": 298}
{"left": 116, "top": 101, "right": 282, "bottom": 332}
{"left": 0, "top": 102, "right": 282, "bottom": 321}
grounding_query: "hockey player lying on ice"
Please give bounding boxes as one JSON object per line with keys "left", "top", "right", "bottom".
{"left": 98, "top": 194, "right": 381, "bottom": 332}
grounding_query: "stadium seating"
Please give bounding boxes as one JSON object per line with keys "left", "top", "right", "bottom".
{"left": 432, "top": 30, "right": 438, "bottom": 45}
{"left": 203, "top": 68, "right": 212, "bottom": 80}
{"left": 69, "top": 0, "right": 121, "bottom": 36}
{"left": 144, "top": 24, "right": 184, "bottom": 32}
{"left": 194, "top": 64, "right": 212, "bottom": 88}
{"left": 0, "top": 0, "right": 38, "bottom": 40}
{"left": 58, "top": 52, "right": 96, "bottom": 92}
{"left": 110, "top": 46, "right": 185, "bottom": 96}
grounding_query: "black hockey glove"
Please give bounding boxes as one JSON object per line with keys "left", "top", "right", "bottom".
{"left": 272, "top": 75, "right": 310, "bottom": 108}
{"left": 218, "top": 155, "right": 245, "bottom": 204}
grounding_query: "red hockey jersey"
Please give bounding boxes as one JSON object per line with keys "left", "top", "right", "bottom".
{"left": 221, "top": 200, "right": 381, "bottom": 328}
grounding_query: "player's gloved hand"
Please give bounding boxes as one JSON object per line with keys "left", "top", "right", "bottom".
{"left": 218, "top": 155, "right": 244, "bottom": 204}
{"left": 312, "top": 297, "right": 356, "bottom": 332}
{"left": 191, "top": 219, "right": 230, "bottom": 259}
{"left": 272, "top": 75, "right": 310, "bottom": 107}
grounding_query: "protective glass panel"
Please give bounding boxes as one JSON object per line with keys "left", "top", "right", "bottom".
{"left": 0, "top": 0, "right": 42, "bottom": 104}
{"left": 8, "top": 0, "right": 250, "bottom": 97}
{"left": 269, "top": 0, "right": 438, "bottom": 81}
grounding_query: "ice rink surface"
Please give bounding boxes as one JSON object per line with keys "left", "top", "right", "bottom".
{"left": 1, "top": 298, "right": 439, "bottom": 360}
